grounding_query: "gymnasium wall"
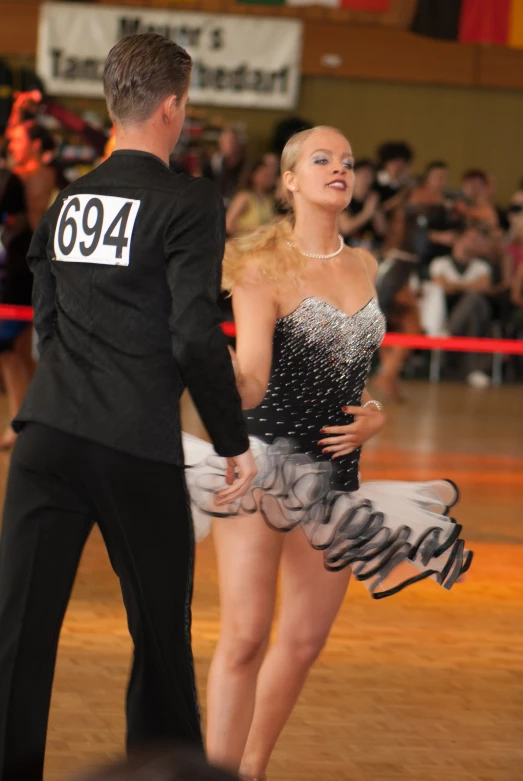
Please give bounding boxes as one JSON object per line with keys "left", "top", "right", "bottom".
{"left": 213, "top": 77, "right": 523, "bottom": 202}
{"left": 2, "top": 0, "right": 522, "bottom": 200}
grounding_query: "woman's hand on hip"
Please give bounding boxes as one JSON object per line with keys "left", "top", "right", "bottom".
{"left": 318, "top": 405, "right": 385, "bottom": 458}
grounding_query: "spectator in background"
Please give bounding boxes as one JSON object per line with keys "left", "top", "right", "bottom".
{"left": 270, "top": 115, "right": 313, "bottom": 157}
{"left": 338, "top": 159, "right": 386, "bottom": 249}
{"left": 0, "top": 158, "right": 35, "bottom": 449}
{"left": 373, "top": 205, "right": 422, "bottom": 402}
{"left": 225, "top": 157, "right": 276, "bottom": 237}
{"left": 508, "top": 181, "right": 523, "bottom": 336}
{"left": 509, "top": 179, "right": 523, "bottom": 211}
{"left": 505, "top": 196, "right": 523, "bottom": 275}
{"left": 455, "top": 169, "right": 499, "bottom": 230}
{"left": 510, "top": 257, "right": 523, "bottom": 334}
{"left": 0, "top": 104, "right": 65, "bottom": 449}
{"left": 7, "top": 89, "right": 108, "bottom": 161}
{"left": 430, "top": 226, "right": 493, "bottom": 387}
{"left": 482, "top": 226, "right": 513, "bottom": 328}
{"left": 409, "top": 160, "right": 460, "bottom": 270}
{"left": 8, "top": 120, "right": 58, "bottom": 228}
{"left": 202, "top": 127, "right": 246, "bottom": 208}
{"left": 374, "top": 141, "right": 414, "bottom": 214}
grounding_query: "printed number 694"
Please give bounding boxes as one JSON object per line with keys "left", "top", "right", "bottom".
{"left": 54, "top": 194, "right": 141, "bottom": 266}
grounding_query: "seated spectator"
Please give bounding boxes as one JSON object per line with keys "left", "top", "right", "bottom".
{"left": 430, "top": 226, "right": 493, "bottom": 387}
{"left": 505, "top": 202, "right": 523, "bottom": 276}
{"left": 454, "top": 169, "right": 499, "bottom": 230}
{"left": 338, "top": 159, "right": 386, "bottom": 249}
{"left": 481, "top": 226, "right": 513, "bottom": 327}
{"left": 373, "top": 141, "right": 414, "bottom": 215}
{"left": 510, "top": 259, "right": 523, "bottom": 335}
{"left": 408, "top": 160, "right": 460, "bottom": 270}
{"left": 202, "top": 127, "right": 246, "bottom": 208}
{"left": 225, "top": 158, "right": 276, "bottom": 237}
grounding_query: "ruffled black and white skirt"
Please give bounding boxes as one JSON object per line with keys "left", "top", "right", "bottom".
{"left": 183, "top": 433, "right": 473, "bottom": 599}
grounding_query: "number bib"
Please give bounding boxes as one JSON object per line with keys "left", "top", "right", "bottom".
{"left": 54, "top": 194, "right": 141, "bottom": 266}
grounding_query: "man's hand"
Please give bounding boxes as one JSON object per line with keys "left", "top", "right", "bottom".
{"left": 217, "top": 449, "right": 258, "bottom": 505}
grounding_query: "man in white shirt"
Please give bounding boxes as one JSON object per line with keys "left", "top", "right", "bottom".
{"left": 430, "top": 226, "right": 492, "bottom": 386}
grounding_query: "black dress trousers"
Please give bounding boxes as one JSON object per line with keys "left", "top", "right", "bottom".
{"left": 0, "top": 423, "right": 201, "bottom": 781}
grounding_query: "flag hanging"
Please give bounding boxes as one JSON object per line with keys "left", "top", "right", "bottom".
{"left": 238, "top": 0, "right": 389, "bottom": 10}
{"left": 411, "top": 0, "right": 523, "bottom": 49}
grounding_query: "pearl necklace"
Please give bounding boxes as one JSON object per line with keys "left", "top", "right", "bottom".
{"left": 287, "top": 234, "right": 344, "bottom": 259}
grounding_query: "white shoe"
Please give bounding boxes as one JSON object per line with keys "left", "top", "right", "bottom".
{"left": 467, "top": 370, "right": 491, "bottom": 388}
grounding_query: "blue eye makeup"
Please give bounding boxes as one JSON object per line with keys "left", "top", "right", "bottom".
{"left": 311, "top": 154, "right": 354, "bottom": 168}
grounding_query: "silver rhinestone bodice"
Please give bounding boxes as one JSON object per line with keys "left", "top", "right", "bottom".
{"left": 245, "top": 296, "right": 386, "bottom": 491}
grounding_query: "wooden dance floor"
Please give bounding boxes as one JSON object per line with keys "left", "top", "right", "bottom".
{"left": 0, "top": 382, "right": 522, "bottom": 781}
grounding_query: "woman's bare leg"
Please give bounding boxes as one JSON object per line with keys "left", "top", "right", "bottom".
{"left": 206, "top": 512, "right": 284, "bottom": 772}
{"left": 240, "top": 529, "right": 351, "bottom": 779}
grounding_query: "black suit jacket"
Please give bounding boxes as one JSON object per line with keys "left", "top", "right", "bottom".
{"left": 14, "top": 150, "right": 249, "bottom": 464}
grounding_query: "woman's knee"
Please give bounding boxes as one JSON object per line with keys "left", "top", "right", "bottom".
{"left": 217, "top": 623, "right": 271, "bottom": 669}
{"left": 280, "top": 631, "right": 328, "bottom": 669}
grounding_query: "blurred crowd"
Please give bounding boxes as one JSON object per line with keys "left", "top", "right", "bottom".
{"left": 193, "top": 127, "right": 523, "bottom": 398}
{"left": 1, "top": 92, "right": 522, "bottom": 434}
{"left": 195, "top": 129, "right": 523, "bottom": 398}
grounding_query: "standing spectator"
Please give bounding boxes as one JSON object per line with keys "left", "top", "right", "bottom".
{"left": 373, "top": 206, "right": 422, "bottom": 402}
{"left": 202, "top": 127, "right": 246, "bottom": 208}
{"left": 8, "top": 120, "right": 58, "bottom": 229}
{"left": 338, "top": 159, "right": 386, "bottom": 249}
{"left": 225, "top": 158, "right": 276, "bottom": 237}
{"left": 0, "top": 162, "right": 34, "bottom": 449}
{"left": 4, "top": 120, "right": 59, "bottom": 435}
{"left": 430, "top": 226, "right": 493, "bottom": 387}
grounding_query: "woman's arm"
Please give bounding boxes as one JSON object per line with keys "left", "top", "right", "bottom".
{"left": 225, "top": 191, "right": 250, "bottom": 236}
{"left": 232, "top": 262, "right": 279, "bottom": 409}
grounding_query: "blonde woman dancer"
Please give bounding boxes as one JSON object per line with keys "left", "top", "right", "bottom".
{"left": 184, "top": 127, "right": 471, "bottom": 780}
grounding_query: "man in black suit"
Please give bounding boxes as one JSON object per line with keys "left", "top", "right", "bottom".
{"left": 0, "top": 33, "right": 256, "bottom": 781}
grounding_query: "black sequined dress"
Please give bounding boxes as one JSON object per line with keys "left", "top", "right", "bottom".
{"left": 184, "top": 296, "right": 473, "bottom": 599}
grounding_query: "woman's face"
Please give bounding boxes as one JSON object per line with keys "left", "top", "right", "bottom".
{"left": 284, "top": 129, "right": 354, "bottom": 214}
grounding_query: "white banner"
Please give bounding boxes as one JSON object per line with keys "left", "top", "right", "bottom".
{"left": 36, "top": 2, "right": 302, "bottom": 109}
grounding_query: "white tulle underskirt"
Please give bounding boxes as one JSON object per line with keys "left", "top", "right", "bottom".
{"left": 183, "top": 433, "right": 472, "bottom": 599}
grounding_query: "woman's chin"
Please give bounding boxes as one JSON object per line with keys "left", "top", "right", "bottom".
{"left": 315, "top": 192, "right": 351, "bottom": 213}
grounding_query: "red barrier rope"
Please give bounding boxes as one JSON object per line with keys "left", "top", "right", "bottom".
{"left": 1, "top": 305, "right": 522, "bottom": 355}
{"left": 221, "top": 321, "right": 523, "bottom": 355}
{"left": 0, "top": 305, "right": 34, "bottom": 322}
